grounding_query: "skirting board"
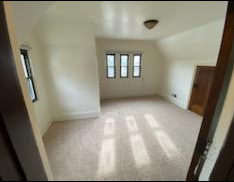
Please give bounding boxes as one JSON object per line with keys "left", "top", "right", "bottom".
{"left": 161, "top": 94, "right": 187, "bottom": 109}
{"left": 52, "top": 109, "right": 101, "bottom": 122}
{"left": 101, "top": 91, "right": 158, "bottom": 100}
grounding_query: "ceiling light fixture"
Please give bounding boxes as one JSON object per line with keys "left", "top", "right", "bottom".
{"left": 144, "top": 19, "right": 159, "bottom": 30}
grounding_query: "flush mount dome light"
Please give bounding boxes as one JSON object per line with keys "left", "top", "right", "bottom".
{"left": 144, "top": 19, "right": 159, "bottom": 30}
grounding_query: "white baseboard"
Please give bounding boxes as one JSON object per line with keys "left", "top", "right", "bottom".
{"left": 161, "top": 94, "right": 187, "bottom": 109}
{"left": 101, "top": 90, "right": 158, "bottom": 99}
{"left": 52, "top": 109, "right": 101, "bottom": 122}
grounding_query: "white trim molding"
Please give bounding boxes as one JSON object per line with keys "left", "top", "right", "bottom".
{"left": 161, "top": 94, "right": 187, "bottom": 109}
{"left": 52, "top": 109, "right": 101, "bottom": 122}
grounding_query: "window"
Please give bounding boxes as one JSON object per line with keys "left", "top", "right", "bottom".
{"left": 106, "top": 54, "right": 116, "bottom": 78}
{"left": 133, "top": 54, "right": 142, "bottom": 77}
{"left": 120, "top": 54, "right": 129, "bottom": 78}
{"left": 20, "top": 50, "right": 37, "bottom": 102}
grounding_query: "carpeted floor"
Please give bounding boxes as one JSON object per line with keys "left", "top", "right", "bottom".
{"left": 43, "top": 96, "right": 202, "bottom": 181}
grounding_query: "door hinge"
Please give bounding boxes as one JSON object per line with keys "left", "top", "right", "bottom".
{"left": 194, "top": 141, "right": 213, "bottom": 177}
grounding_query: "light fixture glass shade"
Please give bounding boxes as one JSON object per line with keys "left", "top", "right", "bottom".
{"left": 144, "top": 20, "right": 159, "bottom": 30}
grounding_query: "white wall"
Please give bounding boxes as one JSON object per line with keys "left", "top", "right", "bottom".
{"left": 11, "top": 0, "right": 102, "bottom": 124}
{"left": 12, "top": 10, "right": 102, "bottom": 132}
{"left": 32, "top": 16, "right": 101, "bottom": 121}
{"left": 10, "top": 4, "right": 53, "bottom": 135}
{"left": 10, "top": 3, "right": 53, "bottom": 135}
{"left": 23, "top": 33, "right": 52, "bottom": 135}
{"left": 156, "top": 20, "right": 225, "bottom": 109}
{"left": 96, "top": 38, "right": 164, "bottom": 99}
{"left": 42, "top": 43, "right": 101, "bottom": 121}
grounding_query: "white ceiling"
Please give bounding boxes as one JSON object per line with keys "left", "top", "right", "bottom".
{"left": 13, "top": 1, "right": 228, "bottom": 42}
{"left": 12, "top": 1, "right": 55, "bottom": 42}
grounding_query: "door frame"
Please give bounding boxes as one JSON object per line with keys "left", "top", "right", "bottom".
{"left": 187, "top": 1, "right": 234, "bottom": 180}
{"left": 210, "top": 116, "right": 234, "bottom": 181}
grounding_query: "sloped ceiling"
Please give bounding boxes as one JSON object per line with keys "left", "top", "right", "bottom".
{"left": 156, "top": 19, "right": 225, "bottom": 62}
{"left": 12, "top": 1, "right": 55, "bottom": 43}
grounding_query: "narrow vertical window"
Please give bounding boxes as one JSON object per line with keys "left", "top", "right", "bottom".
{"left": 20, "top": 50, "right": 38, "bottom": 102}
{"left": 120, "top": 54, "right": 129, "bottom": 78}
{"left": 106, "top": 54, "right": 116, "bottom": 78}
{"left": 133, "top": 54, "right": 142, "bottom": 78}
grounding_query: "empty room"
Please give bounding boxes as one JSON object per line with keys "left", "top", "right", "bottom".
{"left": 1, "top": 1, "right": 234, "bottom": 181}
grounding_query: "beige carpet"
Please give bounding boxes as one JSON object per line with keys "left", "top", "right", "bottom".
{"left": 43, "top": 96, "right": 202, "bottom": 181}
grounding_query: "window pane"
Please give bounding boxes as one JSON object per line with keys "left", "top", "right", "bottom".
{"left": 134, "top": 55, "right": 141, "bottom": 66}
{"left": 27, "top": 79, "right": 36, "bottom": 101}
{"left": 21, "top": 54, "right": 29, "bottom": 78}
{"left": 133, "top": 67, "right": 141, "bottom": 77}
{"left": 107, "top": 55, "right": 115, "bottom": 66}
{"left": 121, "top": 55, "right": 128, "bottom": 66}
{"left": 121, "top": 67, "right": 128, "bottom": 77}
{"left": 108, "top": 67, "right": 115, "bottom": 78}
